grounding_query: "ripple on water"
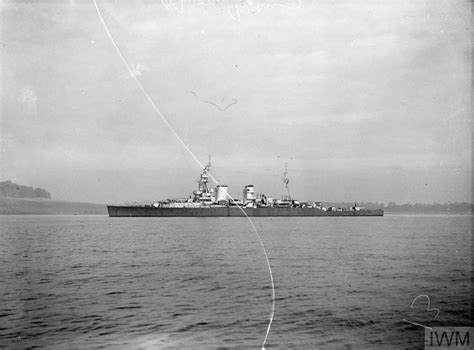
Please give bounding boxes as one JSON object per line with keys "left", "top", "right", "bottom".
{"left": 0, "top": 215, "right": 471, "bottom": 349}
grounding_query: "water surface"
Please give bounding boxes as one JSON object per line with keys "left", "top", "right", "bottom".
{"left": 0, "top": 214, "right": 471, "bottom": 349}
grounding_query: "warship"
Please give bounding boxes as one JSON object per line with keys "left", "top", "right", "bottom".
{"left": 107, "top": 160, "right": 383, "bottom": 217}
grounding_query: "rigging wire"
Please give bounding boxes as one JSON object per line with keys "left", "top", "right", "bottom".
{"left": 92, "top": 2, "right": 275, "bottom": 348}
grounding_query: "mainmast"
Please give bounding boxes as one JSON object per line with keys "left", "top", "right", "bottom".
{"left": 281, "top": 163, "right": 291, "bottom": 200}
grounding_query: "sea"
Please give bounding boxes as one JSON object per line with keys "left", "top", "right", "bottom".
{"left": 0, "top": 214, "right": 471, "bottom": 349}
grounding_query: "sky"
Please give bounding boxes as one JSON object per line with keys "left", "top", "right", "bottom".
{"left": 1, "top": 0, "right": 472, "bottom": 204}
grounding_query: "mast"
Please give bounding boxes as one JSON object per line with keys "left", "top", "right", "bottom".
{"left": 281, "top": 163, "right": 291, "bottom": 200}
{"left": 194, "top": 155, "right": 213, "bottom": 203}
{"left": 198, "top": 156, "right": 211, "bottom": 192}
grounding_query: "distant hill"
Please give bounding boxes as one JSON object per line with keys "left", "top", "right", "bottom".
{"left": 0, "top": 196, "right": 107, "bottom": 215}
{"left": 0, "top": 180, "right": 51, "bottom": 199}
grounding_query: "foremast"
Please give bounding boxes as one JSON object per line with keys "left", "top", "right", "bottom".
{"left": 193, "top": 156, "right": 214, "bottom": 204}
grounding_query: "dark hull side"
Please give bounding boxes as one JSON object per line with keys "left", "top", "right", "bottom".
{"left": 107, "top": 206, "right": 384, "bottom": 217}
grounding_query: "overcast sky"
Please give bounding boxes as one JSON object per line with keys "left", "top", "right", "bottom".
{"left": 1, "top": 0, "right": 471, "bottom": 204}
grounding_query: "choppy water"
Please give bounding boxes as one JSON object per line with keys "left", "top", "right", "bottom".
{"left": 0, "top": 214, "right": 471, "bottom": 349}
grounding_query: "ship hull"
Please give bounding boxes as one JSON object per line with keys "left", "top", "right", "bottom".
{"left": 107, "top": 206, "right": 384, "bottom": 217}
